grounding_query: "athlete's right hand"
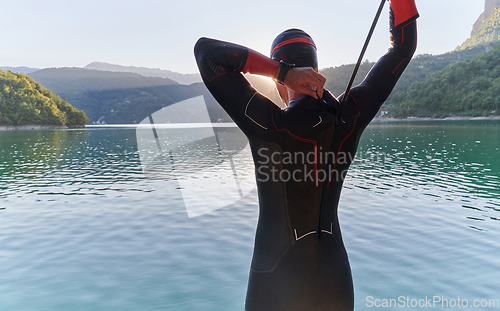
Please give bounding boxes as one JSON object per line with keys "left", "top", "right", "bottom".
{"left": 284, "top": 67, "right": 326, "bottom": 99}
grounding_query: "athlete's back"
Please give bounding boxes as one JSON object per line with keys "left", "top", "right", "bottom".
{"left": 194, "top": 1, "right": 418, "bottom": 309}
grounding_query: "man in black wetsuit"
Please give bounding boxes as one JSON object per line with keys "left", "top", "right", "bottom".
{"left": 194, "top": 1, "right": 418, "bottom": 310}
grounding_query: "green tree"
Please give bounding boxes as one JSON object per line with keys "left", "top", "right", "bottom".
{"left": 0, "top": 70, "right": 88, "bottom": 125}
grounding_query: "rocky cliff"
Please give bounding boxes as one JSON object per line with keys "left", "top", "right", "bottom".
{"left": 459, "top": 1, "right": 500, "bottom": 51}
{"left": 472, "top": 0, "right": 500, "bottom": 36}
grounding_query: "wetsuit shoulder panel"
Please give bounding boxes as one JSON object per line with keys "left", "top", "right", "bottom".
{"left": 194, "top": 38, "right": 286, "bottom": 143}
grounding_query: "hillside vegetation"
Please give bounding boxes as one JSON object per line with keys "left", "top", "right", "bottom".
{"left": 389, "top": 45, "right": 500, "bottom": 118}
{"left": 321, "top": 45, "right": 489, "bottom": 101}
{"left": 459, "top": 6, "right": 500, "bottom": 51}
{"left": 84, "top": 62, "right": 202, "bottom": 85}
{"left": 29, "top": 68, "right": 230, "bottom": 124}
{"left": 0, "top": 70, "right": 88, "bottom": 126}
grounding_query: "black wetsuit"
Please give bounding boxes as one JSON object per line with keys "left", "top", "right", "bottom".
{"left": 194, "top": 7, "right": 418, "bottom": 311}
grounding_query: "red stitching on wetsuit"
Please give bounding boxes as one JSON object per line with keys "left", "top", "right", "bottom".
{"left": 401, "top": 21, "right": 406, "bottom": 43}
{"left": 327, "top": 94, "right": 360, "bottom": 188}
{"left": 392, "top": 58, "right": 408, "bottom": 75}
{"left": 391, "top": 22, "right": 415, "bottom": 75}
{"left": 270, "top": 106, "right": 319, "bottom": 187}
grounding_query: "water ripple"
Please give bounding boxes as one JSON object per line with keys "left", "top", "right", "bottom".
{"left": 0, "top": 123, "right": 499, "bottom": 310}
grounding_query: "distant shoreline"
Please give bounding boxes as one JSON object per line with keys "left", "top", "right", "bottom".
{"left": 0, "top": 124, "right": 85, "bottom": 131}
{"left": 373, "top": 116, "right": 500, "bottom": 122}
{"left": 2, "top": 117, "right": 499, "bottom": 131}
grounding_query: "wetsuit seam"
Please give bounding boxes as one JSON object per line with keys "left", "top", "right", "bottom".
{"left": 294, "top": 230, "right": 316, "bottom": 240}
{"left": 392, "top": 58, "right": 408, "bottom": 75}
{"left": 316, "top": 119, "right": 337, "bottom": 238}
{"left": 327, "top": 95, "right": 360, "bottom": 188}
{"left": 391, "top": 22, "right": 414, "bottom": 75}
{"left": 279, "top": 147, "right": 295, "bottom": 258}
{"left": 294, "top": 223, "right": 333, "bottom": 241}
{"left": 401, "top": 22, "right": 405, "bottom": 44}
{"left": 245, "top": 92, "right": 268, "bottom": 130}
{"left": 313, "top": 116, "right": 323, "bottom": 128}
{"left": 271, "top": 108, "right": 319, "bottom": 188}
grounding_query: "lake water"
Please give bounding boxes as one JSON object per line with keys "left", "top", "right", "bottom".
{"left": 1, "top": 121, "right": 500, "bottom": 310}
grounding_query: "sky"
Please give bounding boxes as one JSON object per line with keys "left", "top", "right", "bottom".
{"left": 1, "top": 0, "right": 485, "bottom": 74}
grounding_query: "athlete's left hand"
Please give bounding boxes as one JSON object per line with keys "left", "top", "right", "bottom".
{"left": 284, "top": 67, "right": 326, "bottom": 99}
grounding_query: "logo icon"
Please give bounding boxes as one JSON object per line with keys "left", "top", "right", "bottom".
{"left": 136, "top": 96, "right": 255, "bottom": 217}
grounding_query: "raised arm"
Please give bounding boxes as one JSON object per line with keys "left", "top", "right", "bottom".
{"left": 346, "top": 0, "right": 419, "bottom": 126}
{"left": 194, "top": 38, "right": 325, "bottom": 139}
{"left": 194, "top": 38, "right": 324, "bottom": 100}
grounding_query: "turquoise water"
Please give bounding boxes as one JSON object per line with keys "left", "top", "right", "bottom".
{"left": 1, "top": 121, "right": 499, "bottom": 310}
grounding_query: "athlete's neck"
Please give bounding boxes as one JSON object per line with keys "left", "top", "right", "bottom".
{"left": 276, "top": 83, "right": 308, "bottom": 107}
{"left": 288, "top": 90, "right": 307, "bottom": 101}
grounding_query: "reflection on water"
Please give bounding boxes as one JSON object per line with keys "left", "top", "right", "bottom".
{"left": 141, "top": 128, "right": 249, "bottom": 181}
{"left": 135, "top": 95, "right": 257, "bottom": 217}
{"left": 0, "top": 129, "right": 144, "bottom": 198}
{"left": 0, "top": 121, "right": 499, "bottom": 311}
{"left": 346, "top": 121, "right": 500, "bottom": 231}
{"left": 4, "top": 122, "right": 495, "bottom": 227}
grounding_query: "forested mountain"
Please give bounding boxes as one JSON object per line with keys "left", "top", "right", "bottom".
{"left": 389, "top": 45, "right": 500, "bottom": 118}
{"left": 29, "top": 68, "right": 233, "bottom": 124}
{"left": 471, "top": 0, "right": 500, "bottom": 36}
{"left": 320, "top": 46, "right": 488, "bottom": 100}
{"left": 26, "top": 66, "right": 285, "bottom": 124}
{"left": 460, "top": 5, "right": 500, "bottom": 51}
{"left": 0, "top": 66, "right": 40, "bottom": 74}
{"left": 84, "top": 62, "right": 202, "bottom": 85}
{"left": 30, "top": 67, "right": 178, "bottom": 92}
{"left": 0, "top": 70, "right": 88, "bottom": 126}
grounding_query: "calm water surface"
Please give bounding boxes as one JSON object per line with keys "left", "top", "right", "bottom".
{"left": 1, "top": 121, "right": 499, "bottom": 310}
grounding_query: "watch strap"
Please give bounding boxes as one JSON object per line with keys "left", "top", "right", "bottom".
{"left": 275, "top": 60, "right": 295, "bottom": 85}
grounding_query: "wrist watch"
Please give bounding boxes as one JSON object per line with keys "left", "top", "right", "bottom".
{"left": 275, "top": 60, "right": 295, "bottom": 85}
